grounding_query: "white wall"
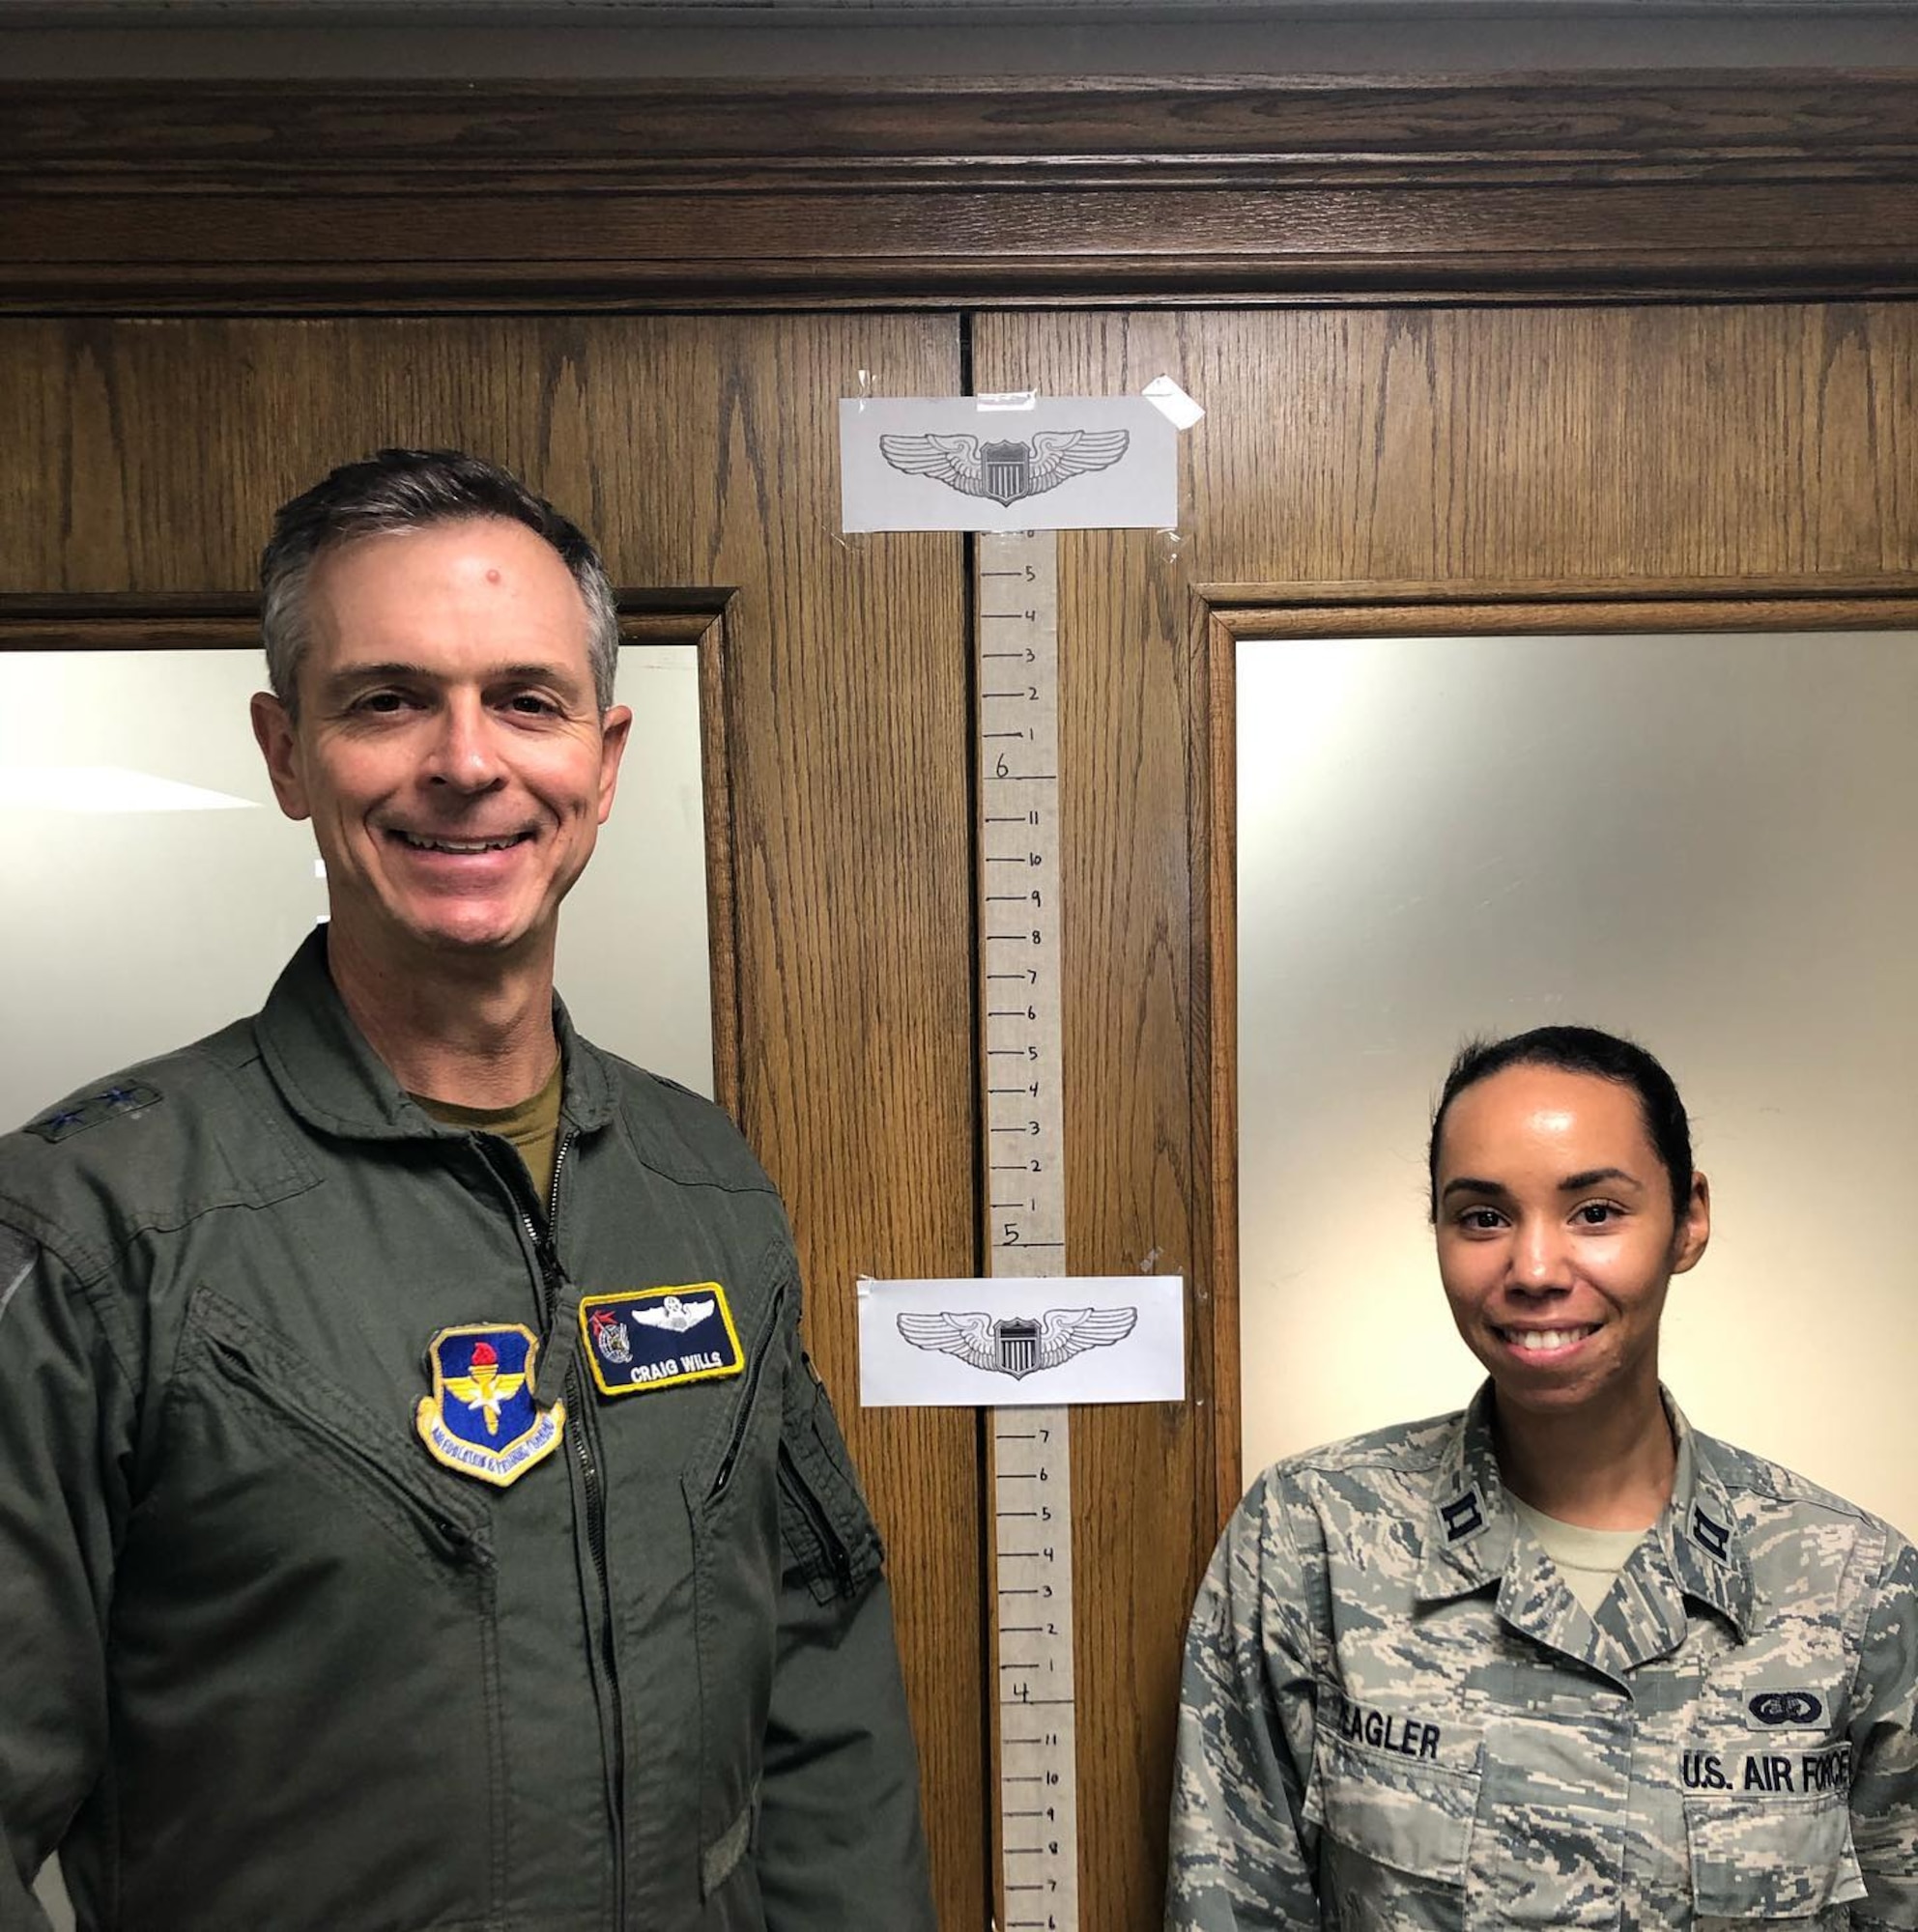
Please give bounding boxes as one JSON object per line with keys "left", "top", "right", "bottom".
{"left": 1, "top": 643, "right": 712, "bottom": 1131}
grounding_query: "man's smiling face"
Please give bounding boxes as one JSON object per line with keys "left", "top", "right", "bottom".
{"left": 251, "top": 516, "right": 630, "bottom": 975}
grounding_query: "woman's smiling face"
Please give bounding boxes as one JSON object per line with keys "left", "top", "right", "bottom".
{"left": 1432, "top": 1062, "right": 1710, "bottom": 1422}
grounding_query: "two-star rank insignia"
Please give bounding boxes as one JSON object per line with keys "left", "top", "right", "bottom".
{"left": 415, "top": 1323, "right": 564, "bottom": 1488}
{"left": 578, "top": 1283, "right": 745, "bottom": 1399}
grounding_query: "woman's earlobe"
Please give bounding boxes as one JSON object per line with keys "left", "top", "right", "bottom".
{"left": 1672, "top": 1172, "right": 1712, "bottom": 1274}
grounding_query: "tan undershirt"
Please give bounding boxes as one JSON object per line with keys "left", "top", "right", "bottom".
{"left": 415, "top": 1056, "right": 565, "bottom": 1212}
{"left": 1510, "top": 1494, "right": 1653, "bottom": 1615}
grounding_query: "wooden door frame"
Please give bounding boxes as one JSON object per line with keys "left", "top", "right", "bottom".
{"left": 2, "top": 72, "right": 1915, "bottom": 311}
{"left": 1193, "top": 582, "right": 1918, "bottom": 1528}
{"left": 7, "top": 73, "right": 1915, "bottom": 1927}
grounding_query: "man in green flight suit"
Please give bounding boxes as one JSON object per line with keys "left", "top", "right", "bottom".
{"left": 0, "top": 448, "right": 935, "bottom": 1931}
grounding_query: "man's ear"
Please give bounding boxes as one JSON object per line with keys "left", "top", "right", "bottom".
{"left": 250, "top": 692, "right": 312, "bottom": 822}
{"left": 595, "top": 703, "right": 633, "bottom": 826}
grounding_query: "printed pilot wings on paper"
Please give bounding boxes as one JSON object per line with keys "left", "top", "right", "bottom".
{"left": 840, "top": 396, "right": 1178, "bottom": 532}
{"left": 859, "top": 1276, "right": 1185, "bottom": 1407}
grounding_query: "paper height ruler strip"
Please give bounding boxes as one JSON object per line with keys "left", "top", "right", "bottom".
{"left": 978, "top": 527, "right": 1078, "bottom": 1930}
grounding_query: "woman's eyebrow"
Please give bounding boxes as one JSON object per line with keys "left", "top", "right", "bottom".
{"left": 1440, "top": 1176, "right": 1507, "bottom": 1202}
{"left": 1559, "top": 1167, "right": 1640, "bottom": 1191}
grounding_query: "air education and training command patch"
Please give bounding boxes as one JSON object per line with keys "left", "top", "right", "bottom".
{"left": 579, "top": 1283, "right": 744, "bottom": 1400}
{"left": 415, "top": 1323, "right": 565, "bottom": 1489}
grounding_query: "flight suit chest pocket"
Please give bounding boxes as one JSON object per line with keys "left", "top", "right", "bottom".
{"left": 129, "top": 1288, "right": 508, "bottom": 1930}
{"left": 1310, "top": 1697, "right": 1480, "bottom": 1931}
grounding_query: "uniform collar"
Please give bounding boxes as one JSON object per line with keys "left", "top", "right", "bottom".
{"left": 1661, "top": 1407, "right": 1754, "bottom": 1636}
{"left": 255, "top": 928, "right": 617, "bottom": 1142}
{"left": 1417, "top": 1382, "right": 1754, "bottom": 1648}
{"left": 1416, "top": 1382, "right": 1515, "bottom": 1600}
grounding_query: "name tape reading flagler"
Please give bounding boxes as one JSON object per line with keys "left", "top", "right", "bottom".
{"left": 856, "top": 1276, "right": 1186, "bottom": 1407}
{"left": 838, "top": 385, "right": 1197, "bottom": 533}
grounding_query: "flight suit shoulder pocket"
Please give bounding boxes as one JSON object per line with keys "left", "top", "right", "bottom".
{"left": 777, "top": 1350, "right": 884, "bottom": 1605}
{"left": 1687, "top": 1788, "right": 1867, "bottom": 1921}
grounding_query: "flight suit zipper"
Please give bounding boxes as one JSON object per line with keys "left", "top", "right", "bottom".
{"left": 478, "top": 1127, "right": 629, "bottom": 1931}
{"left": 542, "top": 1133, "right": 628, "bottom": 1932}
{"left": 708, "top": 1281, "right": 787, "bottom": 1504}
{"left": 777, "top": 1436, "right": 856, "bottom": 1599}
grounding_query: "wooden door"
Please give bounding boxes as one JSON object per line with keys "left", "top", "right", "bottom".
{"left": 7, "top": 291, "right": 1915, "bottom": 1929}
{"left": 969, "top": 299, "right": 1918, "bottom": 1929}
{"left": 0, "top": 314, "right": 988, "bottom": 1927}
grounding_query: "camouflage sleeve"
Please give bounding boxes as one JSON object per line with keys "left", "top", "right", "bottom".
{"left": 1847, "top": 1528, "right": 1918, "bottom": 1929}
{"left": 1165, "top": 1471, "right": 1322, "bottom": 1931}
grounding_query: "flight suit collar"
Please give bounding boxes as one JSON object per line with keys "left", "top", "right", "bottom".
{"left": 255, "top": 929, "right": 617, "bottom": 1142}
{"left": 1416, "top": 1383, "right": 1754, "bottom": 1671}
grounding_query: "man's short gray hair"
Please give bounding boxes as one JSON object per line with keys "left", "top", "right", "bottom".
{"left": 260, "top": 448, "right": 619, "bottom": 717}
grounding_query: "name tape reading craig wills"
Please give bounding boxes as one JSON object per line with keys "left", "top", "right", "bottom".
{"left": 839, "top": 396, "right": 1178, "bottom": 533}
{"left": 857, "top": 1275, "right": 1185, "bottom": 1407}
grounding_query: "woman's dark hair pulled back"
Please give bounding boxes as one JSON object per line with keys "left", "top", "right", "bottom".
{"left": 1427, "top": 1025, "right": 1693, "bottom": 1221}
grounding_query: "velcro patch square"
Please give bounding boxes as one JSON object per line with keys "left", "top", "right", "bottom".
{"left": 27, "top": 1082, "right": 162, "bottom": 1143}
{"left": 578, "top": 1283, "right": 744, "bottom": 1399}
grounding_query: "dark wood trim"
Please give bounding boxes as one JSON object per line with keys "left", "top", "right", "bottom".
{"left": 694, "top": 608, "right": 742, "bottom": 1124}
{"left": 1194, "top": 583, "right": 1918, "bottom": 1534}
{"left": 1209, "top": 588, "right": 1918, "bottom": 639}
{"left": 9, "top": 74, "right": 1916, "bottom": 171}
{"left": 0, "top": 606, "right": 263, "bottom": 650}
{"left": 1188, "top": 608, "right": 1241, "bottom": 1542}
{"left": 0, "top": 590, "right": 728, "bottom": 636}
{"left": 4, "top": 72, "right": 1915, "bottom": 309}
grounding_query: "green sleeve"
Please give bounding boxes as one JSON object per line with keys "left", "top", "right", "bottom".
{"left": 755, "top": 1350, "right": 935, "bottom": 1929}
{"left": 0, "top": 1217, "right": 139, "bottom": 1931}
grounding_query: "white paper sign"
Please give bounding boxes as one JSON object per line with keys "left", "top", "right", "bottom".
{"left": 858, "top": 1275, "right": 1185, "bottom": 1407}
{"left": 839, "top": 395, "right": 1178, "bottom": 532}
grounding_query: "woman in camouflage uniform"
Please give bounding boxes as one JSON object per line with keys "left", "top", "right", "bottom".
{"left": 1169, "top": 1026, "right": 1918, "bottom": 1929}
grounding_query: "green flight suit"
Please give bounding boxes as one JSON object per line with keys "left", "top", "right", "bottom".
{"left": 0, "top": 932, "right": 933, "bottom": 1931}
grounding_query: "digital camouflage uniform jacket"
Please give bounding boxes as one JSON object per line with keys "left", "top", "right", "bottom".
{"left": 1169, "top": 1387, "right": 1918, "bottom": 1930}
{"left": 0, "top": 932, "right": 934, "bottom": 1932}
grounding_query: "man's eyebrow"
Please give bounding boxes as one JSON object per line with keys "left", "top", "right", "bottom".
{"left": 322, "top": 659, "right": 588, "bottom": 692}
{"left": 322, "top": 660, "right": 432, "bottom": 690}
{"left": 490, "top": 661, "right": 588, "bottom": 689}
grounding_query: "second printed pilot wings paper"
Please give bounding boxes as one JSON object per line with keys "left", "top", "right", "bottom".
{"left": 858, "top": 1275, "right": 1186, "bottom": 1406}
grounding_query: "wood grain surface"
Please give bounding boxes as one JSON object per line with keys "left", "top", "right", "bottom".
{"left": 0, "top": 315, "right": 988, "bottom": 1925}
{"left": 975, "top": 298, "right": 1918, "bottom": 1923}
{"left": 5, "top": 290, "right": 1913, "bottom": 1930}
{"left": 2, "top": 74, "right": 1914, "bottom": 309}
